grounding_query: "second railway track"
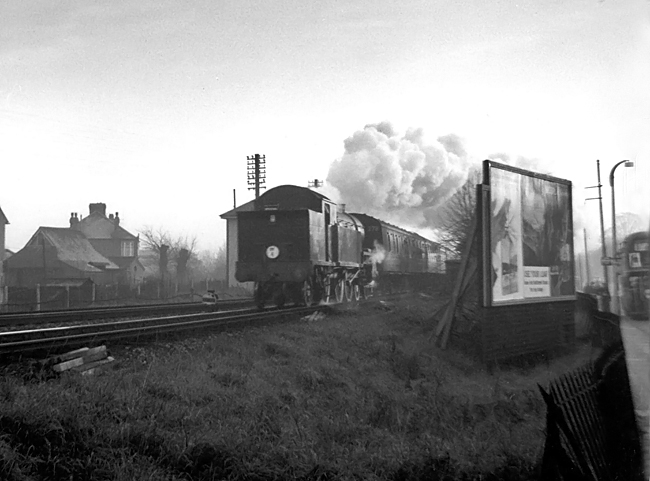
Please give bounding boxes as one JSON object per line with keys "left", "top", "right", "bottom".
{"left": 0, "top": 304, "right": 329, "bottom": 357}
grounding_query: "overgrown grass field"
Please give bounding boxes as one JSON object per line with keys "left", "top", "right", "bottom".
{"left": 0, "top": 297, "right": 597, "bottom": 480}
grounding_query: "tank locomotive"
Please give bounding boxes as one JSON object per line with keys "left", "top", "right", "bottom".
{"left": 235, "top": 185, "right": 446, "bottom": 308}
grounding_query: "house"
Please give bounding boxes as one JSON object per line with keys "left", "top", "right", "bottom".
{"left": 70, "top": 203, "right": 144, "bottom": 287}
{"left": 0, "top": 206, "right": 8, "bottom": 304}
{"left": 4, "top": 227, "right": 120, "bottom": 288}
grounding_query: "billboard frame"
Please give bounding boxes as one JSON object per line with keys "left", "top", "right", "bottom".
{"left": 481, "top": 160, "right": 576, "bottom": 307}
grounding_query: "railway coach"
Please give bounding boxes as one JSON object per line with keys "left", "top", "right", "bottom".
{"left": 235, "top": 185, "right": 446, "bottom": 308}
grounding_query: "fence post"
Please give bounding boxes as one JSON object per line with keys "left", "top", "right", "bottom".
{"left": 92, "top": 283, "right": 96, "bottom": 302}
{"left": 36, "top": 284, "right": 41, "bottom": 312}
{"left": 65, "top": 286, "right": 70, "bottom": 309}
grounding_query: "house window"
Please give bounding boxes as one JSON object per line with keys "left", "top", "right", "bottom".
{"left": 121, "top": 241, "right": 135, "bottom": 257}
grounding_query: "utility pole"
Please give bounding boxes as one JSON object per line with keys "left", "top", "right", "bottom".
{"left": 247, "top": 154, "right": 266, "bottom": 198}
{"left": 585, "top": 159, "right": 609, "bottom": 296}
{"left": 308, "top": 179, "right": 323, "bottom": 188}
{"left": 583, "top": 228, "right": 591, "bottom": 285}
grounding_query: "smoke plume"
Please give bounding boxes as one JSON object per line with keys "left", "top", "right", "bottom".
{"left": 326, "top": 122, "right": 471, "bottom": 229}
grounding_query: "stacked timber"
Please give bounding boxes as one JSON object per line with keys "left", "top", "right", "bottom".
{"left": 42, "top": 346, "right": 115, "bottom": 376}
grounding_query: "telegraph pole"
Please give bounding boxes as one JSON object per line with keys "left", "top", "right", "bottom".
{"left": 585, "top": 159, "right": 609, "bottom": 293}
{"left": 247, "top": 154, "right": 266, "bottom": 198}
{"left": 583, "top": 228, "right": 591, "bottom": 285}
{"left": 308, "top": 179, "right": 323, "bottom": 188}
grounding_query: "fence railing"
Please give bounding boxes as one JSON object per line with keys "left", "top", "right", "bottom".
{"left": 0, "top": 278, "right": 230, "bottom": 313}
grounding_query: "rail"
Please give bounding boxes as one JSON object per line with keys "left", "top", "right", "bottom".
{"left": 0, "top": 305, "right": 328, "bottom": 357}
{"left": 0, "top": 298, "right": 253, "bottom": 328}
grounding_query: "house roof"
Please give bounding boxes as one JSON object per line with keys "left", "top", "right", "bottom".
{"left": 220, "top": 199, "right": 255, "bottom": 219}
{"left": 109, "top": 256, "right": 145, "bottom": 270}
{"left": 6, "top": 227, "right": 119, "bottom": 272}
{"left": 0, "top": 206, "right": 8, "bottom": 225}
{"left": 74, "top": 212, "right": 138, "bottom": 240}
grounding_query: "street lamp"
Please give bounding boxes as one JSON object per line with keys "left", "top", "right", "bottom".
{"left": 610, "top": 160, "right": 635, "bottom": 257}
{"left": 609, "top": 159, "right": 634, "bottom": 313}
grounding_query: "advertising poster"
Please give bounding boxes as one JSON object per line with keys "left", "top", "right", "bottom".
{"left": 490, "top": 167, "right": 524, "bottom": 302}
{"left": 488, "top": 162, "right": 574, "bottom": 304}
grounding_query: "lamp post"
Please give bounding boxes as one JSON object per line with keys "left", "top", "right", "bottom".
{"left": 609, "top": 159, "right": 634, "bottom": 313}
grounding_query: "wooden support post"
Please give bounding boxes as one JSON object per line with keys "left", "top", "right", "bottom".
{"left": 36, "top": 284, "right": 41, "bottom": 312}
{"left": 432, "top": 216, "right": 478, "bottom": 349}
{"left": 65, "top": 286, "right": 70, "bottom": 309}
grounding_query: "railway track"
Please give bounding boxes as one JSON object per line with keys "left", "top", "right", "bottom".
{"left": 0, "top": 304, "right": 328, "bottom": 358}
{"left": 0, "top": 298, "right": 253, "bottom": 328}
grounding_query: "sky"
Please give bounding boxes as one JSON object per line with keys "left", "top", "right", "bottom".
{"left": 1, "top": 0, "right": 648, "bottom": 254}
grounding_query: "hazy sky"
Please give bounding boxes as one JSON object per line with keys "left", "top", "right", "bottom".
{"left": 1, "top": 0, "right": 648, "bottom": 252}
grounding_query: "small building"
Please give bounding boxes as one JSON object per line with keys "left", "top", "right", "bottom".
{"left": 0, "top": 206, "right": 8, "bottom": 304}
{"left": 5, "top": 227, "right": 120, "bottom": 288}
{"left": 220, "top": 200, "right": 255, "bottom": 290}
{"left": 70, "top": 203, "right": 144, "bottom": 287}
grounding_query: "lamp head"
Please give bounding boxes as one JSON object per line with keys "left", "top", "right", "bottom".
{"left": 624, "top": 160, "right": 634, "bottom": 167}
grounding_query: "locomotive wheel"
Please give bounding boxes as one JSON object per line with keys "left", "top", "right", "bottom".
{"left": 344, "top": 280, "right": 353, "bottom": 302}
{"left": 334, "top": 278, "right": 345, "bottom": 303}
{"left": 352, "top": 283, "right": 361, "bottom": 302}
{"left": 254, "top": 282, "right": 265, "bottom": 309}
{"left": 302, "top": 279, "right": 314, "bottom": 306}
{"left": 322, "top": 275, "right": 332, "bottom": 304}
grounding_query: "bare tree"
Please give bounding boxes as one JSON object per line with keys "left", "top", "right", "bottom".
{"left": 139, "top": 226, "right": 198, "bottom": 280}
{"left": 438, "top": 168, "right": 481, "bottom": 257}
{"left": 193, "top": 245, "right": 227, "bottom": 281}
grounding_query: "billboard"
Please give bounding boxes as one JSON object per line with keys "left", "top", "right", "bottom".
{"left": 484, "top": 161, "right": 574, "bottom": 305}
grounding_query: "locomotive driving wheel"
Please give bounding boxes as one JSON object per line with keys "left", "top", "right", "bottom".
{"left": 302, "top": 278, "right": 314, "bottom": 306}
{"left": 344, "top": 279, "right": 353, "bottom": 302}
{"left": 334, "top": 278, "right": 345, "bottom": 303}
{"left": 254, "top": 282, "right": 265, "bottom": 310}
{"left": 352, "top": 283, "right": 361, "bottom": 302}
{"left": 322, "top": 275, "right": 332, "bottom": 304}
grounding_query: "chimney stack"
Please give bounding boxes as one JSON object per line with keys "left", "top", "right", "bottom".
{"left": 69, "top": 212, "right": 80, "bottom": 227}
{"left": 115, "top": 212, "right": 120, "bottom": 225}
{"left": 89, "top": 203, "right": 107, "bottom": 216}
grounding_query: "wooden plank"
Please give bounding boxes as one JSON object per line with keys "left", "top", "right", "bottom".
{"left": 53, "top": 356, "right": 85, "bottom": 372}
{"left": 52, "top": 346, "right": 108, "bottom": 372}
{"left": 73, "top": 356, "right": 115, "bottom": 373}
{"left": 42, "top": 347, "right": 89, "bottom": 366}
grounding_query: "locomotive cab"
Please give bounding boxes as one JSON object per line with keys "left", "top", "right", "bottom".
{"left": 235, "top": 185, "right": 357, "bottom": 308}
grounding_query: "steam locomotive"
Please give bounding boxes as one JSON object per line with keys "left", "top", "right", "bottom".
{"left": 235, "top": 185, "right": 447, "bottom": 308}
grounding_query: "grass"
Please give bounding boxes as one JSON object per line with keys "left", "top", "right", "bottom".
{"left": 0, "top": 296, "right": 599, "bottom": 480}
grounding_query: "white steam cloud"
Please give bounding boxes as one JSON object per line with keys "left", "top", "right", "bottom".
{"left": 325, "top": 122, "right": 471, "bottom": 228}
